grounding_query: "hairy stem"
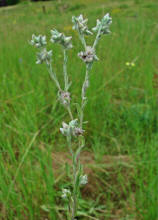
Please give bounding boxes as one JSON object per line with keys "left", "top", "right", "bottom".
{"left": 63, "top": 49, "right": 69, "bottom": 91}
{"left": 78, "top": 32, "right": 86, "bottom": 49}
{"left": 72, "top": 155, "right": 77, "bottom": 219}
{"left": 67, "top": 105, "right": 73, "bottom": 120}
{"left": 93, "top": 26, "right": 102, "bottom": 50}
{"left": 67, "top": 136, "right": 78, "bottom": 220}
{"left": 80, "top": 64, "right": 91, "bottom": 128}
{"left": 47, "top": 63, "right": 61, "bottom": 91}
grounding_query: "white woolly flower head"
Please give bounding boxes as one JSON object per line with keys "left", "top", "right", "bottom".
{"left": 58, "top": 90, "right": 71, "bottom": 106}
{"left": 80, "top": 175, "right": 88, "bottom": 185}
{"left": 78, "top": 46, "right": 99, "bottom": 63}
{"left": 50, "top": 29, "right": 72, "bottom": 49}
{"left": 92, "top": 13, "right": 112, "bottom": 35}
{"left": 30, "top": 34, "right": 47, "bottom": 48}
{"left": 60, "top": 119, "right": 84, "bottom": 137}
{"left": 36, "top": 48, "right": 52, "bottom": 64}
{"left": 72, "top": 14, "right": 92, "bottom": 35}
{"left": 61, "top": 188, "right": 71, "bottom": 199}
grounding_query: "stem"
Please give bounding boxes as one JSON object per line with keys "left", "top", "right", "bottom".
{"left": 63, "top": 49, "right": 74, "bottom": 121}
{"left": 78, "top": 32, "right": 86, "bottom": 50}
{"left": 66, "top": 26, "right": 102, "bottom": 220}
{"left": 63, "top": 49, "right": 69, "bottom": 91}
{"left": 93, "top": 26, "right": 102, "bottom": 50}
{"left": 66, "top": 136, "right": 77, "bottom": 220}
{"left": 67, "top": 105, "right": 73, "bottom": 120}
{"left": 47, "top": 63, "right": 61, "bottom": 91}
{"left": 72, "top": 155, "right": 77, "bottom": 220}
{"left": 71, "top": 137, "right": 85, "bottom": 220}
{"left": 80, "top": 64, "right": 91, "bottom": 128}
{"left": 67, "top": 136, "right": 73, "bottom": 158}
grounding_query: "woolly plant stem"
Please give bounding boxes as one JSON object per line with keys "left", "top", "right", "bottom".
{"left": 47, "top": 63, "right": 61, "bottom": 91}
{"left": 93, "top": 26, "right": 102, "bottom": 50}
{"left": 78, "top": 32, "right": 86, "bottom": 49}
{"left": 63, "top": 49, "right": 69, "bottom": 91}
{"left": 80, "top": 64, "right": 90, "bottom": 128}
{"left": 66, "top": 135, "right": 79, "bottom": 220}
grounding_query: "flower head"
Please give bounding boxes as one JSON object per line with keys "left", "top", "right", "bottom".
{"left": 50, "top": 29, "right": 72, "bottom": 49}
{"left": 72, "top": 14, "right": 92, "bottom": 35}
{"left": 30, "top": 34, "right": 47, "bottom": 48}
{"left": 58, "top": 90, "right": 71, "bottom": 106}
{"left": 80, "top": 175, "right": 88, "bottom": 185}
{"left": 74, "top": 127, "right": 85, "bottom": 136}
{"left": 78, "top": 46, "right": 98, "bottom": 63}
{"left": 92, "top": 13, "right": 112, "bottom": 35}
{"left": 60, "top": 119, "right": 84, "bottom": 137}
{"left": 61, "top": 188, "right": 71, "bottom": 199}
{"left": 36, "top": 48, "right": 52, "bottom": 64}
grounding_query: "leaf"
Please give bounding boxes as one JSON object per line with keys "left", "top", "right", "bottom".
{"left": 41, "top": 204, "right": 50, "bottom": 212}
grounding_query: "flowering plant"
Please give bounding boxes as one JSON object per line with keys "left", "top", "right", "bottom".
{"left": 30, "top": 13, "right": 112, "bottom": 220}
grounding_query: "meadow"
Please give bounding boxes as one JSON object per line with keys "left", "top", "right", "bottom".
{"left": 0, "top": 0, "right": 158, "bottom": 219}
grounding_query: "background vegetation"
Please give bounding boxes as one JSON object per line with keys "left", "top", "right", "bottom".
{"left": 0, "top": 0, "right": 157, "bottom": 219}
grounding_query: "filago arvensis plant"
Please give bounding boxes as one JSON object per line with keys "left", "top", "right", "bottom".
{"left": 30, "top": 13, "right": 112, "bottom": 220}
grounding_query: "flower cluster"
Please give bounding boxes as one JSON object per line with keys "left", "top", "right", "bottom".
{"left": 30, "top": 34, "right": 52, "bottom": 65}
{"left": 80, "top": 175, "right": 88, "bottom": 185}
{"left": 61, "top": 188, "right": 71, "bottom": 199}
{"left": 50, "top": 29, "right": 72, "bottom": 49}
{"left": 58, "top": 90, "right": 71, "bottom": 106}
{"left": 78, "top": 46, "right": 98, "bottom": 63}
{"left": 60, "top": 119, "right": 84, "bottom": 137}
{"left": 92, "top": 13, "right": 112, "bottom": 35}
{"left": 36, "top": 48, "right": 52, "bottom": 64}
{"left": 30, "top": 34, "right": 47, "bottom": 48}
{"left": 72, "top": 14, "right": 92, "bottom": 35}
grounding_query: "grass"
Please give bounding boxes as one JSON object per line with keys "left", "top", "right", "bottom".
{"left": 0, "top": 0, "right": 158, "bottom": 219}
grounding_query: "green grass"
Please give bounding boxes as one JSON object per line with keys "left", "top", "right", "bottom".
{"left": 0, "top": 0, "right": 158, "bottom": 219}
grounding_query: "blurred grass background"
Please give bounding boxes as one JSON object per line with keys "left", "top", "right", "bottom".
{"left": 0, "top": 0, "right": 158, "bottom": 219}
